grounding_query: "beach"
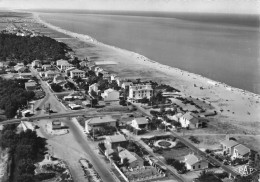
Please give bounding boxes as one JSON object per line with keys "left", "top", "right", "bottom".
{"left": 34, "top": 12, "right": 260, "bottom": 124}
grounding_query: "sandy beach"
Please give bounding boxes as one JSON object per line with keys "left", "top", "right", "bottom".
{"left": 34, "top": 12, "right": 260, "bottom": 122}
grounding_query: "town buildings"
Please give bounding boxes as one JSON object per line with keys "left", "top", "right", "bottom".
{"left": 183, "top": 153, "right": 208, "bottom": 171}
{"left": 105, "top": 135, "right": 127, "bottom": 149}
{"left": 85, "top": 116, "right": 117, "bottom": 133}
{"left": 131, "top": 117, "right": 149, "bottom": 130}
{"left": 179, "top": 112, "right": 201, "bottom": 128}
{"left": 101, "top": 89, "right": 120, "bottom": 102}
{"left": 70, "top": 69, "right": 85, "bottom": 78}
{"left": 31, "top": 60, "right": 42, "bottom": 68}
{"left": 25, "top": 81, "right": 37, "bottom": 91}
{"left": 118, "top": 148, "right": 144, "bottom": 169}
{"left": 128, "top": 84, "right": 153, "bottom": 101}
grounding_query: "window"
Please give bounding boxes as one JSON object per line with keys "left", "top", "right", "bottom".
{"left": 198, "top": 165, "right": 200, "bottom": 168}
{"left": 193, "top": 166, "right": 195, "bottom": 169}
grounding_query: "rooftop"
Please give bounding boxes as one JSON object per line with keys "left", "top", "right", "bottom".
{"left": 234, "top": 144, "right": 250, "bottom": 156}
{"left": 119, "top": 149, "right": 137, "bottom": 164}
{"left": 134, "top": 117, "right": 148, "bottom": 125}
{"left": 86, "top": 115, "right": 117, "bottom": 125}
{"left": 184, "top": 154, "right": 201, "bottom": 166}
{"left": 220, "top": 140, "right": 239, "bottom": 148}
{"left": 106, "top": 135, "right": 126, "bottom": 143}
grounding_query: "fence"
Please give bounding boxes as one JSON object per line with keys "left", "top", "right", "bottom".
{"left": 112, "top": 162, "right": 129, "bottom": 182}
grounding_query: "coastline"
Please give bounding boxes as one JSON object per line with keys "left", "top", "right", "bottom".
{"left": 34, "top": 12, "right": 260, "bottom": 125}
{"left": 34, "top": 13, "right": 260, "bottom": 98}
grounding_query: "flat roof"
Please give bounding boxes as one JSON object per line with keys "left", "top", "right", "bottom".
{"left": 86, "top": 115, "right": 117, "bottom": 125}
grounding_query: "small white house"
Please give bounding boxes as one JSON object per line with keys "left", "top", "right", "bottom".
{"left": 179, "top": 112, "right": 201, "bottom": 128}
{"left": 184, "top": 154, "right": 208, "bottom": 171}
{"left": 101, "top": 89, "right": 119, "bottom": 101}
{"left": 17, "top": 121, "right": 36, "bottom": 132}
{"left": 31, "top": 60, "right": 42, "bottom": 68}
{"left": 85, "top": 116, "right": 117, "bottom": 133}
{"left": 132, "top": 117, "right": 149, "bottom": 130}
{"left": 121, "top": 82, "right": 133, "bottom": 89}
{"left": 89, "top": 83, "right": 100, "bottom": 95}
{"left": 232, "top": 144, "right": 251, "bottom": 159}
{"left": 70, "top": 69, "right": 85, "bottom": 78}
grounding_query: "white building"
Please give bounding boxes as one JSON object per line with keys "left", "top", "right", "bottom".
{"left": 89, "top": 83, "right": 100, "bottom": 95}
{"left": 101, "top": 89, "right": 119, "bottom": 101}
{"left": 179, "top": 112, "right": 201, "bottom": 128}
{"left": 131, "top": 117, "right": 149, "bottom": 130}
{"left": 183, "top": 154, "right": 208, "bottom": 171}
{"left": 121, "top": 82, "right": 133, "bottom": 89}
{"left": 128, "top": 84, "right": 153, "bottom": 101}
{"left": 42, "top": 64, "right": 52, "bottom": 71}
{"left": 60, "top": 63, "right": 74, "bottom": 71}
{"left": 232, "top": 144, "right": 251, "bottom": 159}
{"left": 70, "top": 69, "right": 85, "bottom": 78}
{"left": 65, "top": 67, "right": 76, "bottom": 75}
{"left": 85, "top": 116, "right": 117, "bottom": 133}
{"left": 45, "top": 70, "right": 59, "bottom": 78}
{"left": 31, "top": 60, "right": 42, "bottom": 68}
{"left": 17, "top": 121, "right": 36, "bottom": 132}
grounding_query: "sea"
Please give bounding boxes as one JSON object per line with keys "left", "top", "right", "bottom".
{"left": 35, "top": 10, "right": 260, "bottom": 94}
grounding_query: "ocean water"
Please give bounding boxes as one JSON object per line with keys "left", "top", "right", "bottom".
{"left": 38, "top": 11, "right": 260, "bottom": 94}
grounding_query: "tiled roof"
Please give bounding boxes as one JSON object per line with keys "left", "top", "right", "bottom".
{"left": 134, "top": 117, "right": 148, "bottom": 125}
{"left": 234, "top": 144, "right": 250, "bottom": 156}
{"left": 220, "top": 140, "right": 239, "bottom": 148}
{"left": 184, "top": 154, "right": 200, "bottom": 166}
{"left": 119, "top": 149, "right": 137, "bottom": 164}
{"left": 107, "top": 135, "right": 126, "bottom": 143}
{"left": 86, "top": 116, "right": 117, "bottom": 125}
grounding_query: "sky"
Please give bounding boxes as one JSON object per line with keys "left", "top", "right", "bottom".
{"left": 0, "top": 0, "right": 259, "bottom": 15}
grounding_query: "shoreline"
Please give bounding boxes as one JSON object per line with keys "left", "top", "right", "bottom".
{"left": 34, "top": 12, "right": 260, "bottom": 99}
{"left": 22, "top": 12, "right": 260, "bottom": 125}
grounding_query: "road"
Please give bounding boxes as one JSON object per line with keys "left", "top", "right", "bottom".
{"left": 170, "top": 131, "right": 239, "bottom": 177}
{"left": 63, "top": 119, "right": 116, "bottom": 182}
{"left": 17, "top": 69, "right": 117, "bottom": 182}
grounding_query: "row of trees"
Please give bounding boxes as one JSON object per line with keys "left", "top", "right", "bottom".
{"left": 0, "top": 33, "right": 71, "bottom": 62}
{"left": 0, "top": 78, "right": 35, "bottom": 118}
{"left": 0, "top": 125, "right": 46, "bottom": 182}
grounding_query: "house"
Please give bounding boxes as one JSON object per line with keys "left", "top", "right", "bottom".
{"left": 17, "top": 121, "right": 35, "bottom": 132}
{"left": 94, "top": 66, "right": 103, "bottom": 76}
{"left": 121, "top": 82, "right": 133, "bottom": 89}
{"left": 68, "top": 103, "right": 81, "bottom": 110}
{"left": 183, "top": 154, "right": 208, "bottom": 171}
{"left": 45, "top": 70, "right": 59, "bottom": 78}
{"left": 56, "top": 59, "right": 68, "bottom": 66}
{"left": 42, "top": 64, "right": 52, "bottom": 71}
{"left": 70, "top": 69, "right": 85, "bottom": 78}
{"left": 79, "top": 61, "right": 88, "bottom": 67}
{"left": 132, "top": 117, "right": 149, "bottom": 130}
{"left": 99, "top": 70, "right": 110, "bottom": 80}
{"left": 31, "top": 60, "right": 42, "bottom": 68}
{"left": 85, "top": 116, "right": 117, "bottom": 133}
{"left": 21, "top": 110, "right": 33, "bottom": 117}
{"left": 60, "top": 63, "right": 74, "bottom": 72}
{"left": 52, "top": 120, "right": 63, "bottom": 130}
{"left": 179, "top": 112, "right": 201, "bottom": 128}
{"left": 65, "top": 67, "right": 76, "bottom": 75}
{"left": 101, "top": 89, "right": 119, "bottom": 102}
{"left": 118, "top": 148, "right": 144, "bottom": 168}
{"left": 19, "top": 72, "right": 32, "bottom": 79}
{"left": 128, "top": 84, "right": 153, "bottom": 101}
{"left": 232, "top": 144, "right": 251, "bottom": 159}
{"left": 89, "top": 83, "right": 100, "bottom": 95}
{"left": 14, "top": 65, "right": 26, "bottom": 72}
{"left": 105, "top": 135, "right": 127, "bottom": 149}
{"left": 53, "top": 75, "right": 66, "bottom": 84}
{"left": 220, "top": 139, "right": 239, "bottom": 156}
{"left": 25, "top": 81, "right": 37, "bottom": 91}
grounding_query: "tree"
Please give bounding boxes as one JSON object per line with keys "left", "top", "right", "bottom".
{"left": 18, "top": 159, "right": 36, "bottom": 175}
{"left": 50, "top": 83, "right": 63, "bottom": 92}
{"left": 17, "top": 174, "right": 35, "bottom": 182}
{"left": 122, "top": 158, "right": 129, "bottom": 167}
